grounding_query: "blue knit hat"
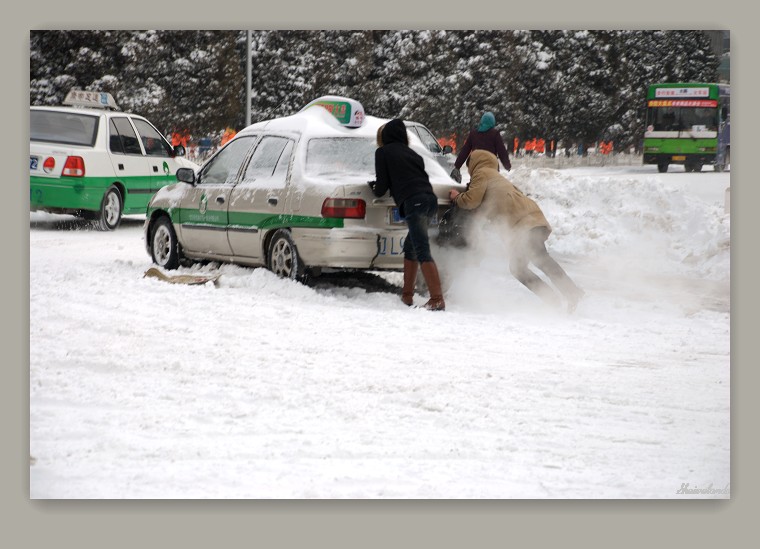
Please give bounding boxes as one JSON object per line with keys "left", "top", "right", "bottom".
{"left": 477, "top": 112, "right": 496, "bottom": 132}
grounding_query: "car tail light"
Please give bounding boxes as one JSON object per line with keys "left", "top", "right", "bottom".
{"left": 62, "top": 156, "right": 85, "bottom": 177}
{"left": 321, "top": 198, "right": 366, "bottom": 219}
{"left": 42, "top": 157, "right": 55, "bottom": 174}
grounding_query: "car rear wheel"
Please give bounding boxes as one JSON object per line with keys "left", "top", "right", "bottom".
{"left": 94, "top": 186, "right": 122, "bottom": 231}
{"left": 268, "top": 229, "right": 305, "bottom": 281}
{"left": 95, "top": 186, "right": 121, "bottom": 231}
{"left": 150, "top": 216, "right": 181, "bottom": 270}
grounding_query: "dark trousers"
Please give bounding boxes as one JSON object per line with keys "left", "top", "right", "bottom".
{"left": 401, "top": 192, "right": 438, "bottom": 263}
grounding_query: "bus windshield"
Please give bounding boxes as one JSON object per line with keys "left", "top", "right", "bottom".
{"left": 648, "top": 107, "right": 718, "bottom": 132}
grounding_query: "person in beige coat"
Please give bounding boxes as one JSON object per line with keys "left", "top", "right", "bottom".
{"left": 448, "top": 150, "right": 584, "bottom": 312}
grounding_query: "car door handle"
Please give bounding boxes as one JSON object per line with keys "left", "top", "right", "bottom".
{"left": 216, "top": 196, "right": 225, "bottom": 205}
{"left": 268, "top": 197, "right": 278, "bottom": 206}
{"left": 153, "top": 166, "right": 159, "bottom": 172}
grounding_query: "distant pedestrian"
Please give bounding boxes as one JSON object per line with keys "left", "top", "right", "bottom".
{"left": 448, "top": 150, "right": 584, "bottom": 312}
{"left": 369, "top": 119, "right": 446, "bottom": 311}
{"left": 450, "top": 112, "right": 511, "bottom": 183}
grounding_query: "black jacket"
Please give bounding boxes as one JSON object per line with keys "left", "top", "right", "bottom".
{"left": 372, "top": 119, "right": 435, "bottom": 215}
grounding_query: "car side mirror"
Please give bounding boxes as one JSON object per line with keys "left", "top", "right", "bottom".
{"left": 442, "top": 145, "right": 453, "bottom": 154}
{"left": 176, "top": 167, "right": 196, "bottom": 185}
{"left": 173, "top": 145, "right": 186, "bottom": 157}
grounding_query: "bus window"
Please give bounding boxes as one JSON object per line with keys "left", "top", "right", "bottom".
{"left": 649, "top": 108, "right": 680, "bottom": 131}
{"left": 680, "top": 108, "right": 718, "bottom": 131}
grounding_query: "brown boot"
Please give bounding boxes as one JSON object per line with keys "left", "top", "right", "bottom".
{"left": 420, "top": 261, "right": 445, "bottom": 311}
{"left": 401, "top": 259, "right": 418, "bottom": 306}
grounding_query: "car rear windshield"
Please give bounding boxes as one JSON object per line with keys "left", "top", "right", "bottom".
{"left": 305, "top": 137, "right": 376, "bottom": 178}
{"left": 30, "top": 110, "right": 99, "bottom": 147}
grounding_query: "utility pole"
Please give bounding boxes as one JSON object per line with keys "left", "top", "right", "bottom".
{"left": 245, "top": 30, "right": 252, "bottom": 127}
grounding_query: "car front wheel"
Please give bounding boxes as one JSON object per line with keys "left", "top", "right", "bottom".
{"left": 95, "top": 186, "right": 122, "bottom": 231}
{"left": 267, "top": 229, "right": 305, "bottom": 281}
{"left": 150, "top": 216, "right": 181, "bottom": 270}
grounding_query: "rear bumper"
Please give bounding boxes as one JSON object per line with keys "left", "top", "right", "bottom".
{"left": 30, "top": 176, "right": 103, "bottom": 212}
{"left": 292, "top": 227, "right": 410, "bottom": 270}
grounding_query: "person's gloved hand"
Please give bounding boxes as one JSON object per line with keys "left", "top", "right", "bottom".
{"left": 449, "top": 168, "right": 462, "bottom": 183}
{"left": 367, "top": 180, "right": 376, "bottom": 192}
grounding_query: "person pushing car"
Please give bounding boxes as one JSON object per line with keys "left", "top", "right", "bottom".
{"left": 369, "top": 119, "right": 446, "bottom": 311}
{"left": 449, "top": 149, "right": 584, "bottom": 313}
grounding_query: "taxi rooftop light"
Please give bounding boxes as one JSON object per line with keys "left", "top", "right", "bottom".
{"left": 63, "top": 90, "right": 119, "bottom": 111}
{"left": 300, "top": 96, "right": 365, "bottom": 128}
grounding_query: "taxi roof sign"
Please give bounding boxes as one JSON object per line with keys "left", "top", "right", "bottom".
{"left": 301, "top": 96, "right": 365, "bottom": 128}
{"left": 63, "top": 90, "right": 119, "bottom": 110}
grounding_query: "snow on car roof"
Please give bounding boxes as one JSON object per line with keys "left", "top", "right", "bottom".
{"left": 238, "top": 105, "right": 383, "bottom": 139}
{"left": 236, "top": 107, "right": 450, "bottom": 179}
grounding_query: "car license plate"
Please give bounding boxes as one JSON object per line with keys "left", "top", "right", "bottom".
{"left": 390, "top": 207, "right": 438, "bottom": 226}
{"left": 30, "top": 156, "right": 39, "bottom": 171}
{"left": 378, "top": 234, "right": 406, "bottom": 256}
{"left": 672, "top": 155, "right": 686, "bottom": 161}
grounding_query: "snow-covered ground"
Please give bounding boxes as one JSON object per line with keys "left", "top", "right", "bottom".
{"left": 29, "top": 163, "right": 730, "bottom": 498}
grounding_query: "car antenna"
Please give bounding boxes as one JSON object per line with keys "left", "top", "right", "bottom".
{"left": 259, "top": 98, "right": 289, "bottom": 122}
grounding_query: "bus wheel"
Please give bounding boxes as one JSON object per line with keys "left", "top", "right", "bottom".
{"left": 693, "top": 163, "right": 703, "bottom": 173}
{"left": 657, "top": 163, "right": 669, "bottom": 173}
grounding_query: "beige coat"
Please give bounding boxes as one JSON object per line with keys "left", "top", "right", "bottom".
{"left": 453, "top": 150, "right": 551, "bottom": 233}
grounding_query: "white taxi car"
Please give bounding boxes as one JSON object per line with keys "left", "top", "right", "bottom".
{"left": 30, "top": 90, "right": 196, "bottom": 230}
{"left": 144, "top": 96, "right": 460, "bottom": 279}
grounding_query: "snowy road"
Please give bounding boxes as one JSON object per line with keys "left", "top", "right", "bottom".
{"left": 29, "top": 164, "right": 730, "bottom": 498}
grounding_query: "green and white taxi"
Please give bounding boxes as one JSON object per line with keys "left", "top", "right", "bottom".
{"left": 30, "top": 90, "right": 196, "bottom": 230}
{"left": 145, "top": 96, "right": 459, "bottom": 279}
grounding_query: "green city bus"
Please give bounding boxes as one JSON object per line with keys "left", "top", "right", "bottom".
{"left": 643, "top": 82, "right": 730, "bottom": 173}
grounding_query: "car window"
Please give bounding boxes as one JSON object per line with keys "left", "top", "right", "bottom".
{"left": 242, "top": 136, "right": 293, "bottom": 187}
{"left": 108, "top": 120, "right": 124, "bottom": 154}
{"left": 30, "top": 110, "right": 99, "bottom": 147}
{"left": 272, "top": 140, "right": 294, "bottom": 182}
{"left": 110, "top": 117, "right": 143, "bottom": 155}
{"left": 198, "top": 137, "right": 255, "bottom": 185}
{"left": 415, "top": 125, "right": 443, "bottom": 154}
{"left": 304, "top": 137, "right": 375, "bottom": 178}
{"left": 131, "top": 118, "right": 174, "bottom": 157}
{"left": 407, "top": 126, "right": 421, "bottom": 142}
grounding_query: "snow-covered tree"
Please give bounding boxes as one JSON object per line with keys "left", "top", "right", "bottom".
{"left": 30, "top": 30, "right": 720, "bottom": 152}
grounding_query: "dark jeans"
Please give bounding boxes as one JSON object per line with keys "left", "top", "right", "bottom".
{"left": 401, "top": 192, "right": 438, "bottom": 262}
